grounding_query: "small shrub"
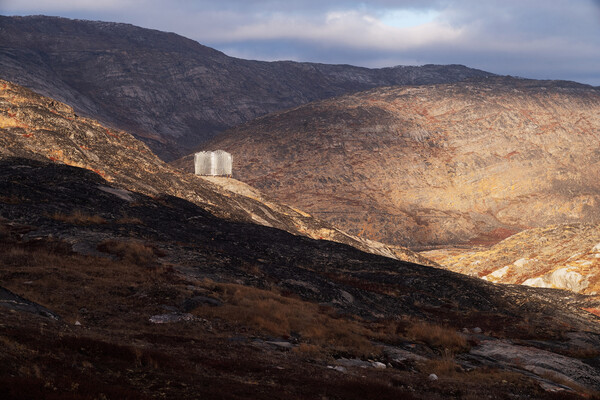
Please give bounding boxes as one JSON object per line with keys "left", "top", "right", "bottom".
{"left": 292, "top": 343, "right": 325, "bottom": 359}
{"left": 367, "top": 318, "right": 411, "bottom": 345}
{"left": 2, "top": 246, "right": 30, "bottom": 265}
{"left": 0, "top": 195, "right": 25, "bottom": 204}
{"left": 420, "top": 356, "right": 462, "bottom": 377}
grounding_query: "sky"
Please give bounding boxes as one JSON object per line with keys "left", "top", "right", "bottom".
{"left": 2, "top": 0, "right": 600, "bottom": 85}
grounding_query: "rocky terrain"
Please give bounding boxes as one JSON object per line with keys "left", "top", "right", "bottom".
{"left": 2, "top": 80, "right": 600, "bottom": 398}
{"left": 423, "top": 224, "right": 600, "bottom": 295}
{"left": 2, "top": 157, "right": 600, "bottom": 399}
{"left": 0, "top": 78, "right": 434, "bottom": 266}
{"left": 0, "top": 15, "right": 493, "bottom": 160}
{"left": 187, "top": 77, "right": 600, "bottom": 248}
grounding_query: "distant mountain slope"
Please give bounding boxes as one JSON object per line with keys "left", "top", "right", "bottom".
{"left": 0, "top": 15, "right": 494, "bottom": 160}
{"left": 0, "top": 78, "right": 436, "bottom": 266}
{"left": 423, "top": 223, "right": 600, "bottom": 295}
{"left": 185, "top": 77, "right": 600, "bottom": 248}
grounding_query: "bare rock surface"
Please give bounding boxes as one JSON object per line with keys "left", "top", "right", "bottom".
{"left": 469, "top": 339, "right": 600, "bottom": 390}
{"left": 189, "top": 77, "right": 600, "bottom": 249}
{"left": 0, "top": 286, "right": 59, "bottom": 319}
{"left": 424, "top": 223, "right": 600, "bottom": 295}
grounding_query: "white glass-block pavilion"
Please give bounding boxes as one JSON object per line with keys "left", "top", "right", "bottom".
{"left": 194, "top": 150, "right": 232, "bottom": 176}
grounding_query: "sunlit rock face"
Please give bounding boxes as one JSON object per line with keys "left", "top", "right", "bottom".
{"left": 424, "top": 224, "right": 600, "bottom": 295}
{"left": 185, "top": 77, "right": 600, "bottom": 248}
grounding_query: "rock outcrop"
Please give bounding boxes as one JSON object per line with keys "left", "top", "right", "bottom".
{"left": 186, "top": 77, "right": 600, "bottom": 248}
{"left": 424, "top": 223, "right": 600, "bottom": 295}
{"left": 0, "top": 15, "right": 493, "bottom": 160}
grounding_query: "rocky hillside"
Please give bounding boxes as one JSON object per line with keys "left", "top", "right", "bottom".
{"left": 186, "top": 77, "right": 600, "bottom": 248}
{"left": 423, "top": 224, "right": 600, "bottom": 295}
{"left": 0, "top": 15, "right": 493, "bottom": 160}
{"left": 3, "top": 157, "right": 600, "bottom": 398}
{"left": 0, "top": 78, "right": 436, "bottom": 266}
{"left": 3, "top": 81, "right": 600, "bottom": 399}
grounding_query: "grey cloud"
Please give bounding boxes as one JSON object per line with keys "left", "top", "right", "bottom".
{"left": 2, "top": 0, "right": 600, "bottom": 85}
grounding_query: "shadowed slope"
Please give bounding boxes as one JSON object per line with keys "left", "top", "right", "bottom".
{"left": 1, "top": 156, "right": 600, "bottom": 399}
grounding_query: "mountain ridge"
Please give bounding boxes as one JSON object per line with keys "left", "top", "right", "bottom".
{"left": 0, "top": 15, "right": 494, "bottom": 160}
{"left": 2, "top": 80, "right": 600, "bottom": 398}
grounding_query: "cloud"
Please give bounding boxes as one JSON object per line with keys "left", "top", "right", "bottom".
{"left": 2, "top": 0, "right": 600, "bottom": 84}
{"left": 1, "top": 0, "right": 138, "bottom": 13}
{"left": 209, "top": 9, "right": 463, "bottom": 51}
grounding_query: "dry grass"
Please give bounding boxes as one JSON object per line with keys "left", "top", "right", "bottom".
{"left": 0, "top": 231, "right": 595, "bottom": 399}
{"left": 97, "top": 239, "right": 160, "bottom": 266}
{"left": 365, "top": 317, "right": 412, "bottom": 345}
{"left": 292, "top": 343, "right": 325, "bottom": 359}
{"left": 420, "top": 356, "right": 462, "bottom": 376}
{"left": 194, "top": 281, "right": 379, "bottom": 358}
{"left": 406, "top": 321, "right": 469, "bottom": 353}
{"left": 115, "top": 215, "right": 143, "bottom": 224}
{"left": 0, "top": 195, "right": 26, "bottom": 204}
{"left": 0, "top": 236, "right": 155, "bottom": 322}
{"left": 51, "top": 209, "right": 106, "bottom": 225}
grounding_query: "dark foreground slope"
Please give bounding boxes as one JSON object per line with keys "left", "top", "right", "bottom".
{"left": 1, "top": 157, "right": 600, "bottom": 399}
{"left": 0, "top": 15, "right": 493, "bottom": 160}
{"left": 189, "top": 77, "right": 600, "bottom": 248}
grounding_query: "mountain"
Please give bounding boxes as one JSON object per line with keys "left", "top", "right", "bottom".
{"left": 0, "top": 78, "right": 437, "bottom": 266}
{"left": 424, "top": 223, "right": 600, "bottom": 295}
{"left": 2, "top": 80, "right": 600, "bottom": 398}
{"left": 0, "top": 15, "right": 494, "bottom": 160}
{"left": 182, "top": 77, "right": 600, "bottom": 248}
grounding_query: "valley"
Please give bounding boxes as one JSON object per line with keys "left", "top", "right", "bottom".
{"left": 0, "top": 78, "right": 432, "bottom": 266}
